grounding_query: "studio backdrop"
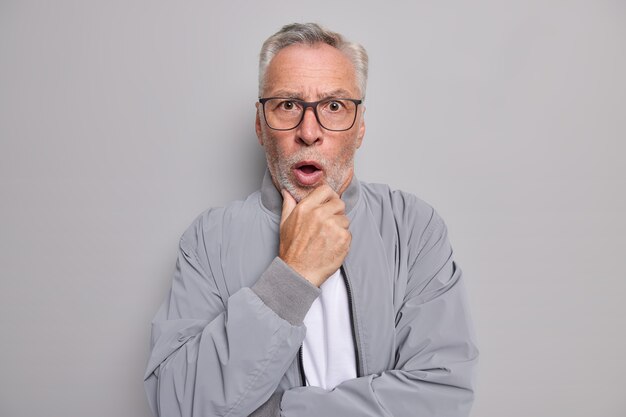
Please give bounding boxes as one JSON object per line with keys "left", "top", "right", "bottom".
{"left": 1, "top": 1, "right": 624, "bottom": 416}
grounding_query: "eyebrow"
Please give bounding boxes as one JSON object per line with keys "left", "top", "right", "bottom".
{"left": 266, "top": 90, "right": 301, "bottom": 99}
{"left": 318, "top": 89, "right": 355, "bottom": 99}
{"left": 264, "top": 88, "right": 356, "bottom": 100}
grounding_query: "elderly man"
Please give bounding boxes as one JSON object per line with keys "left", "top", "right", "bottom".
{"left": 144, "top": 23, "right": 478, "bottom": 417}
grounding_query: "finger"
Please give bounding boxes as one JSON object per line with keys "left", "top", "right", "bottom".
{"left": 321, "top": 196, "right": 346, "bottom": 215}
{"left": 316, "top": 198, "right": 345, "bottom": 221}
{"left": 300, "top": 184, "right": 338, "bottom": 208}
{"left": 332, "top": 214, "right": 350, "bottom": 230}
{"left": 280, "top": 189, "right": 297, "bottom": 228}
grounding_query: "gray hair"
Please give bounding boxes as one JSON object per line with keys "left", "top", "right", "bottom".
{"left": 258, "top": 23, "right": 369, "bottom": 99}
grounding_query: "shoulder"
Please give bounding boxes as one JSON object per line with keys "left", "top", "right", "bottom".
{"left": 179, "top": 190, "right": 263, "bottom": 250}
{"left": 359, "top": 180, "right": 440, "bottom": 229}
{"left": 358, "top": 180, "right": 448, "bottom": 254}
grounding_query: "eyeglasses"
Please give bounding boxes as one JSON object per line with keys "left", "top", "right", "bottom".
{"left": 259, "top": 97, "right": 362, "bottom": 131}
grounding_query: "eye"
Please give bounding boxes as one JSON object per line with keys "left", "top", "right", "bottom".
{"left": 279, "top": 100, "right": 297, "bottom": 111}
{"left": 327, "top": 100, "right": 343, "bottom": 112}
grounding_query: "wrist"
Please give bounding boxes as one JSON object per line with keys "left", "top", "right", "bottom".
{"left": 278, "top": 256, "right": 323, "bottom": 287}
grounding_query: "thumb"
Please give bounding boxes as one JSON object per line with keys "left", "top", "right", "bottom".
{"left": 280, "top": 189, "right": 297, "bottom": 228}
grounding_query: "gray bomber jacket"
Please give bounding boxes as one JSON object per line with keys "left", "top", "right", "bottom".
{"left": 144, "top": 171, "right": 479, "bottom": 417}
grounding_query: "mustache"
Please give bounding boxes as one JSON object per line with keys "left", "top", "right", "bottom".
{"left": 279, "top": 150, "right": 330, "bottom": 169}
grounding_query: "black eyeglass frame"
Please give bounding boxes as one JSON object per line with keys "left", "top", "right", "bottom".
{"left": 258, "top": 97, "right": 363, "bottom": 131}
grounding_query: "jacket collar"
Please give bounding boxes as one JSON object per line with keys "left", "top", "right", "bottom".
{"left": 260, "top": 169, "right": 361, "bottom": 217}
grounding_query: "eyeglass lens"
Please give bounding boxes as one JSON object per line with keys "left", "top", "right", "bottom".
{"left": 263, "top": 98, "right": 358, "bottom": 131}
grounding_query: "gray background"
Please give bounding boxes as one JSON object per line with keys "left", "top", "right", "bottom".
{"left": 1, "top": 1, "right": 624, "bottom": 416}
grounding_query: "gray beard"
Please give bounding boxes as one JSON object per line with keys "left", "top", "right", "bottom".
{"left": 265, "top": 151, "right": 351, "bottom": 202}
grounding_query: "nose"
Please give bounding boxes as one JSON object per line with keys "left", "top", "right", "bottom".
{"left": 296, "top": 107, "right": 323, "bottom": 146}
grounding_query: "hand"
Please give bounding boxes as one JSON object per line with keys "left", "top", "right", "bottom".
{"left": 279, "top": 185, "right": 351, "bottom": 287}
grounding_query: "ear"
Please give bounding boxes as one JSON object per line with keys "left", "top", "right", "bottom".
{"left": 255, "top": 102, "right": 264, "bottom": 146}
{"left": 355, "top": 105, "right": 366, "bottom": 149}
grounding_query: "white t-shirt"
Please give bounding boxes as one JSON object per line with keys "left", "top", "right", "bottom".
{"left": 302, "top": 268, "right": 356, "bottom": 390}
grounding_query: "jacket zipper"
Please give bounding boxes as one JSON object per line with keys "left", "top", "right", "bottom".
{"left": 297, "top": 264, "right": 363, "bottom": 387}
{"left": 341, "top": 264, "right": 363, "bottom": 377}
{"left": 298, "top": 345, "right": 306, "bottom": 386}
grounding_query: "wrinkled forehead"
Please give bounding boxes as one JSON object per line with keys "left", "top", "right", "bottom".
{"left": 262, "top": 43, "right": 359, "bottom": 100}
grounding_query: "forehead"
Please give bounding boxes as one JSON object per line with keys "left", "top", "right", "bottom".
{"left": 263, "top": 43, "right": 359, "bottom": 98}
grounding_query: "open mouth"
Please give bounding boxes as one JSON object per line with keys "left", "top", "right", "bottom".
{"left": 293, "top": 161, "right": 323, "bottom": 186}
{"left": 294, "top": 161, "right": 322, "bottom": 173}
{"left": 298, "top": 165, "right": 320, "bottom": 174}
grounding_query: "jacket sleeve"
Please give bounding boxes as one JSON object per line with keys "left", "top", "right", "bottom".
{"left": 144, "top": 215, "right": 320, "bottom": 417}
{"left": 275, "top": 207, "right": 479, "bottom": 417}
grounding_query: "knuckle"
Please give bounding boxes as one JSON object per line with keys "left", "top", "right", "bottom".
{"left": 319, "top": 184, "right": 332, "bottom": 196}
{"left": 340, "top": 215, "right": 349, "bottom": 226}
{"left": 324, "top": 184, "right": 337, "bottom": 196}
{"left": 312, "top": 207, "right": 322, "bottom": 220}
{"left": 339, "top": 230, "right": 351, "bottom": 245}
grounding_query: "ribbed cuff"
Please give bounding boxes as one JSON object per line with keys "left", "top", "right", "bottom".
{"left": 252, "top": 257, "right": 320, "bottom": 325}
{"left": 249, "top": 392, "right": 283, "bottom": 417}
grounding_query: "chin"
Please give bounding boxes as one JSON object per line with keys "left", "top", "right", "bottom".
{"left": 283, "top": 182, "right": 312, "bottom": 203}
{"left": 275, "top": 168, "right": 348, "bottom": 202}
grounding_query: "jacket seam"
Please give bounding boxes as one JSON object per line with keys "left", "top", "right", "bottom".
{"left": 222, "top": 318, "right": 285, "bottom": 417}
{"left": 407, "top": 207, "right": 440, "bottom": 274}
{"left": 180, "top": 235, "right": 212, "bottom": 281}
{"left": 181, "top": 230, "right": 228, "bottom": 308}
